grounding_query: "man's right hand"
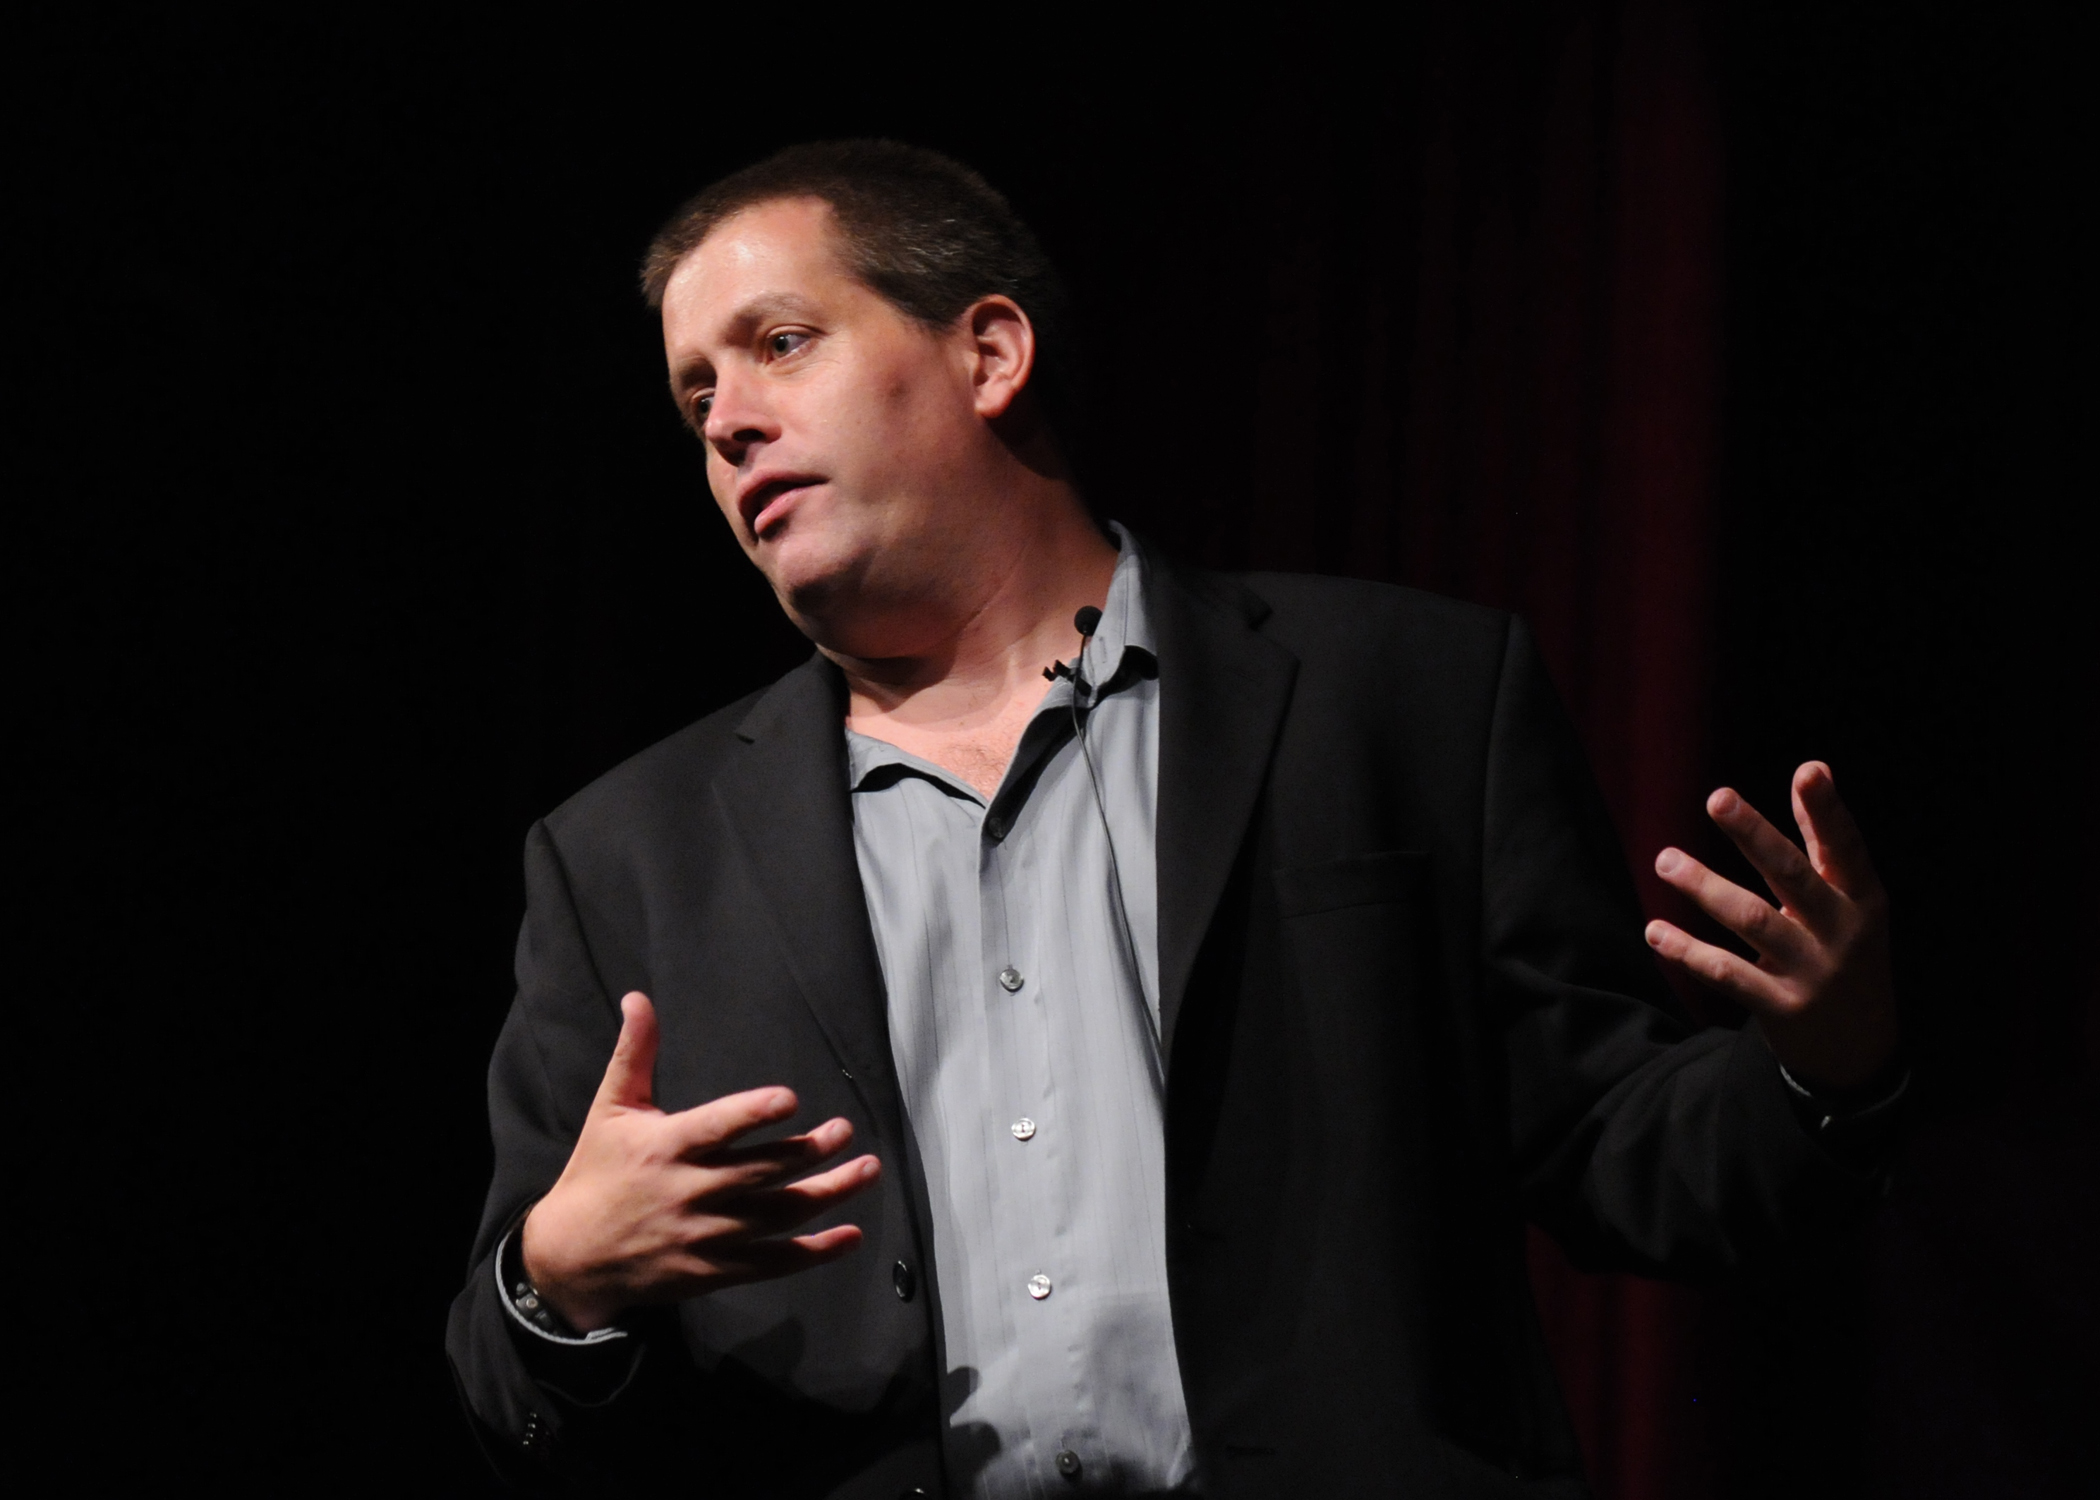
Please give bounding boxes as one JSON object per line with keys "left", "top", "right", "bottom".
{"left": 520, "top": 990, "right": 879, "bottom": 1332}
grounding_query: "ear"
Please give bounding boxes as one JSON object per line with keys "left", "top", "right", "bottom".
{"left": 963, "top": 296, "right": 1036, "bottom": 420}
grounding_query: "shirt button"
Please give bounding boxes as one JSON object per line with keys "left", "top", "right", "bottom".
{"left": 1010, "top": 1117, "right": 1037, "bottom": 1141}
{"left": 1027, "top": 1272, "right": 1052, "bottom": 1300}
{"left": 892, "top": 1259, "right": 916, "bottom": 1302}
{"left": 1055, "top": 1448, "right": 1083, "bottom": 1479}
{"left": 998, "top": 966, "right": 1024, "bottom": 992}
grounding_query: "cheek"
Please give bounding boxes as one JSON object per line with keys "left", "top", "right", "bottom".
{"left": 819, "top": 374, "right": 920, "bottom": 484}
{"left": 866, "top": 353, "right": 968, "bottom": 459}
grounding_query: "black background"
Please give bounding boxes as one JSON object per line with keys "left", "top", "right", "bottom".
{"left": 16, "top": 6, "right": 2087, "bottom": 1493}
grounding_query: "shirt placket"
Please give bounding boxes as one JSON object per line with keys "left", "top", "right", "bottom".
{"left": 986, "top": 716, "right": 1113, "bottom": 1489}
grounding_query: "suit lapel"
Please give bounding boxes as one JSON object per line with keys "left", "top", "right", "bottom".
{"left": 1150, "top": 561, "right": 1299, "bottom": 1063}
{"left": 711, "top": 653, "right": 907, "bottom": 1148}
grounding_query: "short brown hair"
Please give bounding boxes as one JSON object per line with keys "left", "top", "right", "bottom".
{"left": 641, "top": 140, "right": 1085, "bottom": 463}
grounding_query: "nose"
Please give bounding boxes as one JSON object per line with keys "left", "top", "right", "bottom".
{"left": 701, "top": 369, "right": 777, "bottom": 460}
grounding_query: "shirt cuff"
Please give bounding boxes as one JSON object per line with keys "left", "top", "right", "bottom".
{"left": 494, "top": 1228, "right": 630, "bottom": 1349}
{"left": 1776, "top": 1057, "right": 1910, "bottom": 1124}
{"left": 1775, "top": 1054, "right": 1911, "bottom": 1173}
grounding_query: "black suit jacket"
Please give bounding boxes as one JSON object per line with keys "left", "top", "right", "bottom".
{"left": 447, "top": 561, "right": 1877, "bottom": 1497}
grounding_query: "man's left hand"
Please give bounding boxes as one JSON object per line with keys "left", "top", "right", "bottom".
{"left": 1645, "top": 760, "right": 1899, "bottom": 1093}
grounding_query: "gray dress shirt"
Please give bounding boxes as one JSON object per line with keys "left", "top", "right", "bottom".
{"left": 846, "top": 528, "right": 1194, "bottom": 1497}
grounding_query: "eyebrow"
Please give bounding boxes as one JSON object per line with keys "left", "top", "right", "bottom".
{"left": 668, "top": 292, "right": 826, "bottom": 397}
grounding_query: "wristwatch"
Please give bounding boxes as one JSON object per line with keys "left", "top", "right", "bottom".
{"left": 501, "top": 1224, "right": 582, "bottom": 1339}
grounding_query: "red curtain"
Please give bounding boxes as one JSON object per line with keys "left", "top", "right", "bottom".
{"left": 1401, "top": 12, "right": 1732, "bottom": 1495}
{"left": 1100, "top": 2, "right": 1730, "bottom": 1493}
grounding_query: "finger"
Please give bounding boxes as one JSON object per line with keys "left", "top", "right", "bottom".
{"left": 594, "top": 992, "right": 660, "bottom": 1110}
{"left": 763, "top": 1152, "right": 883, "bottom": 1210}
{"left": 690, "top": 1117, "right": 858, "bottom": 1186}
{"left": 665, "top": 1084, "right": 802, "bottom": 1156}
{"left": 688, "top": 1155, "right": 882, "bottom": 1241}
{"left": 1792, "top": 761, "right": 1880, "bottom": 899}
{"left": 787, "top": 1224, "right": 865, "bottom": 1256}
{"left": 683, "top": 1224, "right": 865, "bottom": 1289}
{"left": 684, "top": 1151, "right": 873, "bottom": 1243}
{"left": 697, "top": 1159, "right": 877, "bottom": 1235}
{"left": 1652, "top": 848, "right": 1813, "bottom": 967}
{"left": 1704, "top": 787, "right": 1841, "bottom": 930}
{"left": 1645, "top": 919, "right": 1794, "bottom": 1013}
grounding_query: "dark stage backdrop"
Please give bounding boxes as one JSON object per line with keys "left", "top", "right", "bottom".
{"left": 17, "top": 4, "right": 2087, "bottom": 1495}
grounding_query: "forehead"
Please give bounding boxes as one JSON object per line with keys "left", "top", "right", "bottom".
{"left": 660, "top": 197, "right": 857, "bottom": 351}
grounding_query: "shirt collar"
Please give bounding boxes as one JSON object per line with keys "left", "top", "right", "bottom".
{"left": 1085, "top": 521, "right": 1156, "bottom": 692}
{"left": 845, "top": 728, "right": 978, "bottom": 800}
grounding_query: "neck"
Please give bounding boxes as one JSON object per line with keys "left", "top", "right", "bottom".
{"left": 818, "top": 483, "right": 1117, "bottom": 785}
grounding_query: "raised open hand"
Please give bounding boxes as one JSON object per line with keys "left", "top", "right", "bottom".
{"left": 1645, "top": 761, "right": 1899, "bottom": 1094}
{"left": 520, "top": 991, "right": 879, "bottom": 1332}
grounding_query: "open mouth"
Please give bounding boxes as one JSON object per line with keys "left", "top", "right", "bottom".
{"left": 743, "top": 477, "right": 822, "bottom": 538}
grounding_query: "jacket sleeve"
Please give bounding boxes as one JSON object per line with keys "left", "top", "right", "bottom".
{"left": 1480, "top": 617, "right": 1889, "bottom": 1280}
{"left": 444, "top": 819, "right": 648, "bottom": 1491}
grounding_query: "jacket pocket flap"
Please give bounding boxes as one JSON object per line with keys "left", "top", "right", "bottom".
{"left": 1272, "top": 849, "right": 1429, "bottom": 917}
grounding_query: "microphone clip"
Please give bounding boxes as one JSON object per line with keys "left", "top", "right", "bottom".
{"left": 1042, "top": 657, "right": 1096, "bottom": 704}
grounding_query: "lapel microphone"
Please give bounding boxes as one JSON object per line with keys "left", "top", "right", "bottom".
{"left": 1043, "top": 605, "right": 1106, "bottom": 693}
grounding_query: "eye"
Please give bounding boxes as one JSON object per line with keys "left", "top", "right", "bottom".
{"left": 766, "top": 329, "right": 811, "bottom": 358}
{"left": 693, "top": 393, "right": 714, "bottom": 425}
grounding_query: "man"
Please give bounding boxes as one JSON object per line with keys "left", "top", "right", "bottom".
{"left": 446, "top": 141, "right": 1905, "bottom": 1497}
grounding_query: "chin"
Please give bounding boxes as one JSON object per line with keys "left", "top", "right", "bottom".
{"left": 757, "top": 527, "right": 870, "bottom": 621}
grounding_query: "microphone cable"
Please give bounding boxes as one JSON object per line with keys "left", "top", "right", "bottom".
{"left": 1065, "top": 605, "right": 1152, "bottom": 1030}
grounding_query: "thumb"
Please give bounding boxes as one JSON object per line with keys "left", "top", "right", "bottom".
{"left": 594, "top": 991, "right": 660, "bottom": 1110}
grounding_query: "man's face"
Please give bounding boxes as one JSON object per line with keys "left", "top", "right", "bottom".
{"left": 660, "top": 197, "right": 993, "bottom": 630}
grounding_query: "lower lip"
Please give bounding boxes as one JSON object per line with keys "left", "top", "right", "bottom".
{"left": 752, "top": 483, "right": 817, "bottom": 538}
